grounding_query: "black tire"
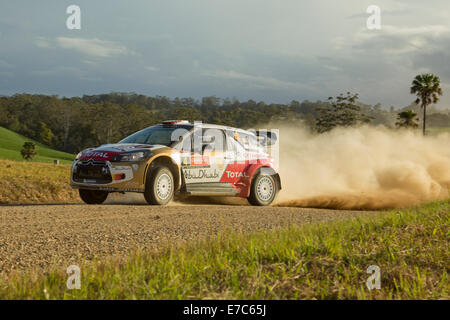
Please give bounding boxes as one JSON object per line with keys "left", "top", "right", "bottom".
{"left": 247, "top": 172, "right": 278, "bottom": 206}
{"left": 79, "top": 189, "right": 109, "bottom": 204}
{"left": 144, "top": 166, "right": 174, "bottom": 205}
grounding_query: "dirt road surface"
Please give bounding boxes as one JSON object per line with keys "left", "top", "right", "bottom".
{"left": 0, "top": 198, "right": 376, "bottom": 274}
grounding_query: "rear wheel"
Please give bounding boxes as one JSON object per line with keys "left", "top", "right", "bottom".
{"left": 79, "top": 189, "right": 109, "bottom": 204}
{"left": 248, "top": 172, "right": 278, "bottom": 206}
{"left": 144, "top": 166, "right": 174, "bottom": 205}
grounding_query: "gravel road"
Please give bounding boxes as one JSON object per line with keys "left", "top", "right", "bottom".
{"left": 0, "top": 198, "right": 375, "bottom": 274}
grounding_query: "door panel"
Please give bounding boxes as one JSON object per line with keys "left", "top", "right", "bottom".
{"left": 181, "top": 128, "right": 230, "bottom": 191}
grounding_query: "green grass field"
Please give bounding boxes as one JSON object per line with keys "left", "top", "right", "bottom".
{"left": 1, "top": 200, "right": 448, "bottom": 300}
{"left": 0, "top": 127, "right": 74, "bottom": 164}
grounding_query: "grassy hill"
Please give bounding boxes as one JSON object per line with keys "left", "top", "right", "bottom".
{"left": 0, "top": 127, "right": 74, "bottom": 164}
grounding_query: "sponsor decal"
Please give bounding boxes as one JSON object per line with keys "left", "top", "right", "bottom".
{"left": 220, "top": 163, "right": 252, "bottom": 184}
{"left": 85, "top": 151, "right": 110, "bottom": 158}
{"left": 191, "top": 155, "right": 210, "bottom": 166}
{"left": 182, "top": 154, "right": 211, "bottom": 168}
{"left": 183, "top": 169, "right": 219, "bottom": 180}
{"left": 181, "top": 156, "right": 190, "bottom": 166}
{"left": 225, "top": 171, "right": 249, "bottom": 179}
{"left": 112, "top": 165, "right": 130, "bottom": 170}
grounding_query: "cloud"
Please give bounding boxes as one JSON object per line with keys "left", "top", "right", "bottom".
{"left": 4, "top": 1, "right": 450, "bottom": 106}
{"left": 346, "top": 9, "right": 410, "bottom": 20}
{"left": 34, "top": 36, "right": 52, "bottom": 48}
{"left": 323, "top": 23, "right": 450, "bottom": 107}
{"left": 30, "top": 66, "right": 86, "bottom": 77}
{"left": 145, "top": 66, "right": 160, "bottom": 72}
{"left": 205, "top": 70, "right": 316, "bottom": 92}
{"left": 323, "top": 65, "right": 341, "bottom": 71}
{"left": 55, "top": 37, "right": 129, "bottom": 57}
{"left": 346, "top": 25, "right": 450, "bottom": 55}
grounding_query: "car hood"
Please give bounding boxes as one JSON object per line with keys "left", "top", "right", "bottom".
{"left": 78, "top": 143, "right": 166, "bottom": 161}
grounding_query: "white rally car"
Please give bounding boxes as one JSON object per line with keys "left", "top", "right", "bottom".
{"left": 70, "top": 120, "right": 281, "bottom": 206}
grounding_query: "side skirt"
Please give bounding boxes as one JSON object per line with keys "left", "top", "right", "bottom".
{"left": 184, "top": 182, "right": 238, "bottom": 196}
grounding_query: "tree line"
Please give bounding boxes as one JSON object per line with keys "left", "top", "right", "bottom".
{"left": 0, "top": 91, "right": 448, "bottom": 154}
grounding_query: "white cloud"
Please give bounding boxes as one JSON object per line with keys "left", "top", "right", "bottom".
{"left": 323, "top": 65, "right": 341, "bottom": 71}
{"left": 34, "top": 36, "right": 51, "bottom": 48}
{"left": 205, "top": 70, "right": 316, "bottom": 92}
{"left": 56, "top": 37, "right": 129, "bottom": 57}
{"left": 340, "top": 25, "right": 450, "bottom": 55}
{"left": 145, "top": 66, "right": 160, "bottom": 72}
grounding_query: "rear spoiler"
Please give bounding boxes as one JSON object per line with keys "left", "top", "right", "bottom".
{"left": 255, "top": 130, "right": 278, "bottom": 146}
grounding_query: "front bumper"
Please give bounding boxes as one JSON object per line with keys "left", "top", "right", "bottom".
{"left": 70, "top": 159, "right": 147, "bottom": 192}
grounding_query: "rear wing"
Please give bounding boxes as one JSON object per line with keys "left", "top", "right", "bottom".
{"left": 255, "top": 130, "right": 278, "bottom": 146}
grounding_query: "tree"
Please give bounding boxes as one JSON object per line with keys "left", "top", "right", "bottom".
{"left": 21, "top": 142, "right": 37, "bottom": 161}
{"left": 410, "top": 73, "right": 443, "bottom": 136}
{"left": 395, "top": 110, "right": 419, "bottom": 129}
{"left": 315, "top": 92, "right": 373, "bottom": 133}
{"left": 38, "top": 122, "right": 55, "bottom": 146}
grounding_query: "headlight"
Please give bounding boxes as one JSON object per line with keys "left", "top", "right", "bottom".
{"left": 111, "top": 151, "right": 150, "bottom": 162}
{"left": 75, "top": 152, "right": 83, "bottom": 160}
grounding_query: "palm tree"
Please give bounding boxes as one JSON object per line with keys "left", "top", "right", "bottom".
{"left": 410, "top": 74, "right": 443, "bottom": 135}
{"left": 395, "top": 110, "right": 419, "bottom": 129}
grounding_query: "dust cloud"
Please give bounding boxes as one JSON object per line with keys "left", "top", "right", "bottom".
{"left": 274, "top": 125, "right": 450, "bottom": 210}
{"left": 105, "top": 126, "right": 450, "bottom": 210}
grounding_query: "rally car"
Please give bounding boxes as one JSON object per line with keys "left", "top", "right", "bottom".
{"left": 70, "top": 120, "right": 281, "bottom": 206}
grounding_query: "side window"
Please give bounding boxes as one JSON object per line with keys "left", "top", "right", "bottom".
{"left": 226, "top": 130, "right": 245, "bottom": 154}
{"left": 179, "top": 133, "right": 192, "bottom": 153}
{"left": 243, "top": 132, "right": 259, "bottom": 151}
{"left": 202, "top": 128, "right": 227, "bottom": 153}
{"left": 172, "top": 129, "right": 192, "bottom": 153}
{"left": 228, "top": 130, "right": 258, "bottom": 151}
{"left": 226, "top": 130, "right": 237, "bottom": 153}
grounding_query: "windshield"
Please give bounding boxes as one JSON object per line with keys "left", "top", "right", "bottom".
{"left": 118, "top": 125, "right": 192, "bottom": 146}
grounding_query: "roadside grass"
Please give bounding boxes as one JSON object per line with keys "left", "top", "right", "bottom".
{"left": 0, "top": 160, "right": 78, "bottom": 204}
{"left": 0, "top": 126, "right": 74, "bottom": 164}
{"left": 0, "top": 200, "right": 448, "bottom": 299}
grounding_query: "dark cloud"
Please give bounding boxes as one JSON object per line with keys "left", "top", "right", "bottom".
{"left": 0, "top": 0, "right": 449, "bottom": 107}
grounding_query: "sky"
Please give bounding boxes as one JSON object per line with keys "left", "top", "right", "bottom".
{"left": 1, "top": 0, "right": 450, "bottom": 108}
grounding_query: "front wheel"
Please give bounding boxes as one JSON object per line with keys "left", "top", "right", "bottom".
{"left": 144, "top": 166, "right": 174, "bottom": 205}
{"left": 79, "top": 189, "right": 109, "bottom": 204}
{"left": 247, "top": 173, "right": 278, "bottom": 206}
